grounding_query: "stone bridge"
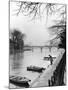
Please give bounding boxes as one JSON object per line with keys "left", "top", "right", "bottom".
{"left": 24, "top": 45, "right": 58, "bottom": 52}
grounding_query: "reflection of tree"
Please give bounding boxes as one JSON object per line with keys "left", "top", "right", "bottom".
{"left": 10, "top": 29, "right": 25, "bottom": 52}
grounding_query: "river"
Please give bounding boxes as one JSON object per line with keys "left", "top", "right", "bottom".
{"left": 9, "top": 47, "right": 58, "bottom": 88}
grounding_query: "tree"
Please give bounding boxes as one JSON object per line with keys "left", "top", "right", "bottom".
{"left": 10, "top": 1, "right": 66, "bottom": 85}
{"left": 10, "top": 29, "right": 25, "bottom": 51}
{"left": 13, "top": 1, "right": 66, "bottom": 46}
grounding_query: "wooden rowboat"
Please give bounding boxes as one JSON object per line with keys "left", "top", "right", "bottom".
{"left": 9, "top": 76, "right": 31, "bottom": 88}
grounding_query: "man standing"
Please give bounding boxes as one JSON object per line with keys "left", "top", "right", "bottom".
{"left": 49, "top": 55, "right": 53, "bottom": 65}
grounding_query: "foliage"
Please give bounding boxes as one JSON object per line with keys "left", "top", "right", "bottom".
{"left": 10, "top": 29, "right": 25, "bottom": 51}
{"left": 12, "top": 1, "right": 66, "bottom": 48}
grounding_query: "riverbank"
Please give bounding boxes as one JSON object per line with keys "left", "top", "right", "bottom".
{"left": 30, "top": 48, "right": 65, "bottom": 87}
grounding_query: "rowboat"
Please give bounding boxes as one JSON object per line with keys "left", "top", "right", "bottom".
{"left": 27, "top": 66, "right": 45, "bottom": 73}
{"left": 9, "top": 76, "right": 31, "bottom": 88}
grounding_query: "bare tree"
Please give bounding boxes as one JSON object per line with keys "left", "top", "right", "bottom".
{"left": 12, "top": 1, "right": 66, "bottom": 47}
{"left": 10, "top": 1, "right": 66, "bottom": 85}
{"left": 14, "top": 2, "right": 57, "bottom": 19}
{"left": 14, "top": 1, "right": 66, "bottom": 20}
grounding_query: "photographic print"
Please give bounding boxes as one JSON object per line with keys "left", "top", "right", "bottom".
{"left": 9, "top": 0, "right": 66, "bottom": 89}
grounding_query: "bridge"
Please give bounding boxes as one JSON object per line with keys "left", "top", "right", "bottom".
{"left": 24, "top": 45, "right": 58, "bottom": 52}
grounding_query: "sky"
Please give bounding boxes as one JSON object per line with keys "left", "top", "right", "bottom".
{"left": 10, "top": 1, "right": 63, "bottom": 46}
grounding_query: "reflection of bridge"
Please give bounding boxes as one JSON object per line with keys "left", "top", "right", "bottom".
{"left": 24, "top": 45, "right": 58, "bottom": 52}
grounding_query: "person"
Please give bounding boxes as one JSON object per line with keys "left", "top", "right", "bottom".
{"left": 49, "top": 55, "right": 53, "bottom": 65}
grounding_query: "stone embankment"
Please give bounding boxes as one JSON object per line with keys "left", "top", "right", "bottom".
{"left": 30, "top": 49, "right": 65, "bottom": 87}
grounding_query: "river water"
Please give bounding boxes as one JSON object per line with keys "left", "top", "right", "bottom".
{"left": 9, "top": 47, "right": 58, "bottom": 87}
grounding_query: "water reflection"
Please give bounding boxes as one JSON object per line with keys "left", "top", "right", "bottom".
{"left": 10, "top": 52, "right": 24, "bottom": 75}
{"left": 10, "top": 47, "right": 58, "bottom": 83}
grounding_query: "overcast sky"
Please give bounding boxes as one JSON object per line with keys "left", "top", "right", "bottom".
{"left": 10, "top": 1, "right": 63, "bottom": 46}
